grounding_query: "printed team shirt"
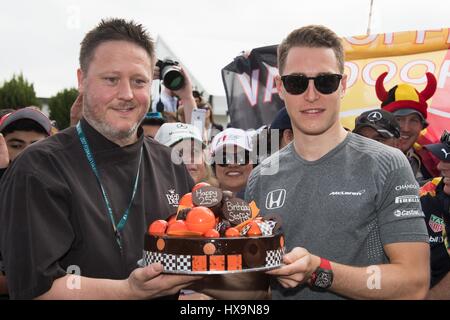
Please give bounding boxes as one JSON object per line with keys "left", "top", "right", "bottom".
{"left": 420, "top": 177, "right": 450, "bottom": 287}
{"left": 246, "top": 132, "right": 429, "bottom": 300}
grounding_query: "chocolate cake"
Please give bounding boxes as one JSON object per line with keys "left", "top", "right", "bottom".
{"left": 142, "top": 185, "right": 285, "bottom": 274}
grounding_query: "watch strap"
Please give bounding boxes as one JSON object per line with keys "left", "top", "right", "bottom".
{"left": 309, "top": 257, "right": 332, "bottom": 287}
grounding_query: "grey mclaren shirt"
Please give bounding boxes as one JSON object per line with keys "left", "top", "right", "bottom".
{"left": 245, "top": 132, "right": 428, "bottom": 300}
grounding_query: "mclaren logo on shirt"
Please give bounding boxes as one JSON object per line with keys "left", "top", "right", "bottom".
{"left": 265, "top": 189, "right": 286, "bottom": 209}
{"left": 165, "top": 189, "right": 180, "bottom": 207}
{"left": 329, "top": 190, "right": 366, "bottom": 196}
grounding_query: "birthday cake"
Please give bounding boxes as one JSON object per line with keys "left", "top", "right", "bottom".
{"left": 142, "top": 183, "right": 285, "bottom": 274}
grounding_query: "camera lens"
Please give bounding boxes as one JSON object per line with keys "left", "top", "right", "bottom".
{"left": 162, "top": 68, "right": 185, "bottom": 91}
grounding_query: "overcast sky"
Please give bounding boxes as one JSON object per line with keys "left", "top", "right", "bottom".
{"left": 1, "top": 0, "right": 449, "bottom": 97}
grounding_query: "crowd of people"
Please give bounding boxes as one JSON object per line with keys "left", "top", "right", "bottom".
{"left": 0, "top": 18, "right": 448, "bottom": 300}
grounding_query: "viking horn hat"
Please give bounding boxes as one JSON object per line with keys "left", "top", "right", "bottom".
{"left": 375, "top": 71, "right": 437, "bottom": 120}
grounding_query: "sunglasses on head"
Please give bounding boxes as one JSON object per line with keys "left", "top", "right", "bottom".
{"left": 215, "top": 151, "right": 250, "bottom": 167}
{"left": 281, "top": 73, "right": 342, "bottom": 95}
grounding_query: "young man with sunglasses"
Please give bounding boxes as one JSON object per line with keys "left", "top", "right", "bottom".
{"left": 245, "top": 25, "right": 429, "bottom": 299}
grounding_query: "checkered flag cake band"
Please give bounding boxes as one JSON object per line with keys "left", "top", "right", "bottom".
{"left": 257, "top": 220, "right": 276, "bottom": 236}
{"left": 143, "top": 251, "right": 193, "bottom": 272}
{"left": 265, "top": 248, "right": 285, "bottom": 267}
{"left": 176, "top": 255, "right": 192, "bottom": 271}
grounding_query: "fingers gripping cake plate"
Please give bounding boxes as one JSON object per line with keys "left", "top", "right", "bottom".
{"left": 142, "top": 183, "right": 285, "bottom": 274}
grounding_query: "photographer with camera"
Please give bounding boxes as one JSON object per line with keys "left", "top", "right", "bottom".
{"left": 151, "top": 59, "right": 197, "bottom": 125}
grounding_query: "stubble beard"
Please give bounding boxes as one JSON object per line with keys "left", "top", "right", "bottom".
{"left": 83, "top": 96, "right": 142, "bottom": 146}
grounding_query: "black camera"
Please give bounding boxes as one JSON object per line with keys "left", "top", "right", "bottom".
{"left": 156, "top": 59, "right": 185, "bottom": 91}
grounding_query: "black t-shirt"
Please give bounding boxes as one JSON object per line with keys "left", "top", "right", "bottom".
{"left": 420, "top": 178, "right": 450, "bottom": 287}
{"left": 0, "top": 118, "right": 194, "bottom": 299}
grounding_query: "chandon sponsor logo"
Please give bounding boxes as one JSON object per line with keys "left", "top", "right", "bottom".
{"left": 395, "top": 183, "right": 419, "bottom": 191}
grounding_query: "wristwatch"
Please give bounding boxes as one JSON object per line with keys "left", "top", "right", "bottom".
{"left": 309, "top": 257, "right": 333, "bottom": 290}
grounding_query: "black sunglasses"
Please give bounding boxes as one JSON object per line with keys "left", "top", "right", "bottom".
{"left": 215, "top": 151, "right": 250, "bottom": 167}
{"left": 281, "top": 74, "right": 342, "bottom": 95}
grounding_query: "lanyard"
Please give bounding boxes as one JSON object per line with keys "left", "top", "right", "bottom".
{"left": 76, "top": 122, "right": 143, "bottom": 251}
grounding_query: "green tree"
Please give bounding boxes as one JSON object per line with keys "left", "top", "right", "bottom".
{"left": 0, "top": 73, "right": 40, "bottom": 109}
{"left": 48, "top": 88, "right": 78, "bottom": 130}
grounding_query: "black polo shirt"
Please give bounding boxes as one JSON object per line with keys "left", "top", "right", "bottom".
{"left": 0, "top": 118, "right": 193, "bottom": 299}
{"left": 420, "top": 178, "right": 450, "bottom": 287}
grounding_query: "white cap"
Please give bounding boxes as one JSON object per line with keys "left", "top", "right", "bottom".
{"left": 210, "top": 128, "right": 252, "bottom": 155}
{"left": 154, "top": 122, "right": 203, "bottom": 147}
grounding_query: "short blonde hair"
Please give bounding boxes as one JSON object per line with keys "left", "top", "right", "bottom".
{"left": 278, "top": 25, "right": 344, "bottom": 74}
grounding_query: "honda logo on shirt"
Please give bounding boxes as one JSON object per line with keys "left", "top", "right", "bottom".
{"left": 265, "top": 189, "right": 286, "bottom": 209}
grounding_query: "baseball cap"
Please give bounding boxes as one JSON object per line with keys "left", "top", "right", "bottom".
{"left": 391, "top": 108, "right": 427, "bottom": 123}
{"left": 424, "top": 130, "right": 450, "bottom": 161}
{"left": 353, "top": 109, "right": 400, "bottom": 138}
{"left": 210, "top": 128, "right": 252, "bottom": 155}
{"left": 0, "top": 107, "right": 52, "bottom": 135}
{"left": 154, "top": 122, "right": 203, "bottom": 147}
{"left": 270, "top": 107, "right": 292, "bottom": 131}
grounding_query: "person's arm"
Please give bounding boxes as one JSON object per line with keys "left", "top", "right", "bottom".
{"left": 268, "top": 242, "right": 430, "bottom": 300}
{"left": 36, "top": 263, "right": 201, "bottom": 300}
{"left": 427, "top": 272, "right": 450, "bottom": 300}
{"left": 173, "top": 67, "right": 196, "bottom": 124}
